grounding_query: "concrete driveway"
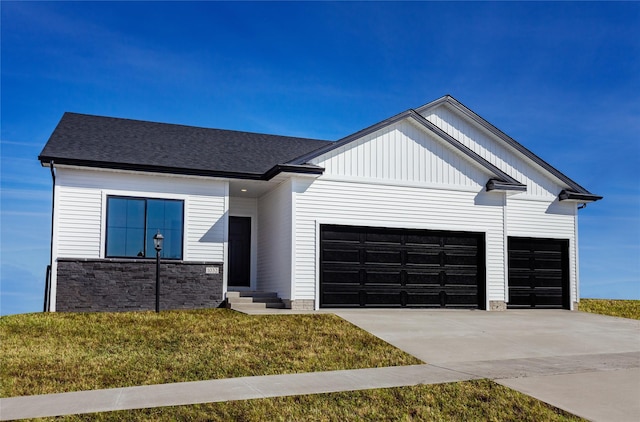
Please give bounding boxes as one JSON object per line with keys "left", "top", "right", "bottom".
{"left": 334, "top": 309, "right": 640, "bottom": 422}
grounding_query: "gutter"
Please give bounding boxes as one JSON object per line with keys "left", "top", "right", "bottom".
{"left": 44, "top": 161, "right": 55, "bottom": 312}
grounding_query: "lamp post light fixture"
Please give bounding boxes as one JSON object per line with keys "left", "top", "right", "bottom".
{"left": 153, "top": 231, "right": 164, "bottom": 313}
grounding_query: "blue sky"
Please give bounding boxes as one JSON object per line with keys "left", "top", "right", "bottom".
{"left": 1, "top": 1, "right": 638, "bottom": 316}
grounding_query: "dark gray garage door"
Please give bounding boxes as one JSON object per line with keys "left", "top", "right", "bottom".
{"left": 320, "top": 225, "right": 485, "bottom": 308}
{"left": 508, "top": 237, "right": 570, "bottom": 309}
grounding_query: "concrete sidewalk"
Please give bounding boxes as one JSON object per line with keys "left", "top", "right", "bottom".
{"left": 0, "top": 365, "right": 477, "bottom": 420}
{"left": 3, "top": 351, "right": 638, "bottom": 420}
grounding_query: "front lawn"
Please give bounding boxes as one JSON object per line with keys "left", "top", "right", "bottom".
{"left": 31, "top": 380, "right": 584, "bottom": 421}
{"left": 0, "top": 309, "right": 421, "bottom": 397}
{"left": 578, "top": 299, "right": 640, "bottom": 320}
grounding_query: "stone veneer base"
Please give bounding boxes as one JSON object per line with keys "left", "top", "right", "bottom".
{"left": 489, "top": 300, "right": 507, "bottom": 311}
{"left": 283, "top": 299, "right": 316, "bottom": 311}
{"left": 55, "top": 258, "right": 223, "bottom": 312}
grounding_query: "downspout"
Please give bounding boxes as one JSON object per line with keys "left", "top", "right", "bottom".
{"left": 44, "top": 160, "right": 56, "bottom": 312}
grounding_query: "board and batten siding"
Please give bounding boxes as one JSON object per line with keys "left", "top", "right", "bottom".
{"left": 257, "top": 179, "right": 293, "bottom": 299}
{"left": 53, "top": 167, "right": 227, "bottom": 262}
{"left": 293, "top": 177, "right": 507, "bottom": 306}
{"left": 421, "top": 105, "right": 564, "bottom": 198}
{"left": 506, "top": 198, "right": 578, "bottom": 304}
{"left": 310, "top": 120, "right": 490, "bottom": 188}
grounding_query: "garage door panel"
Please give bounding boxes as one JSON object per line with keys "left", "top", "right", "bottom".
{"left": 508, "top": 237, "right": 569, "bottom": 309}
{"left": 323, "top": 249, "right": 360, "bottom": 263}
{"left": 321, "top": 228, "right": 360, "bottom": 242}
{"left": 406, "top": 234, "right": 441, "bottom": 246}
{"left": 509, "top": 291, "right": 565, "bottom": 309}
{"left": 322, "top": 270, "right": 360, "bottom": 283}
{"left": 443, "top": 236, "right": 479, "bottom": 247}
{"left": 320, "top": 225, "right": 485, "bottom": 309}
{"left": 322, "top": 292, "right": 360, "bottom": 306}
{"left": 406, "top": 251, "right": 441, "bottom": 265}
{"left": 531, "top": 258, "right": 563, "bottom": 270}
{"left": 443, "top": 252, "right": 479, "bottom": 266}
{"left": 365, "top": 232, "right": 403, "bottom": 245}
{"left": 365, "top": 271, "right": 402, "bottom": 284}
{"left": 365, "top": 250, "right": 402, "bottom": 264}
{"left": 530, "top": 275, "right": 564, "bottom": 288}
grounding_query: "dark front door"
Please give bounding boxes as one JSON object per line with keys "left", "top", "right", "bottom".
{"left": 508, "top": 237, "right": 570, "bottom": 309}
{"left": 320, "top": 224, "right": 485, "bottom": 309}
{"left": 228, "top": 216, "right": 251, "bottom": 287}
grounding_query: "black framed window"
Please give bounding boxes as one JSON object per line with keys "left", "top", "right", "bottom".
{"left": 106, "top": 196, "right": 184, "bottom": 259}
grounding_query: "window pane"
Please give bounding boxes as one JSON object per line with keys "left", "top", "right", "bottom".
{"left": 107, "top": 197, "right": 144, "bottom": 257}
{"left": 164, "top": 200, "right": 183, "bottom": 230}
{"left": 146, "top": 199, "right": 164, "bottom": 232}
{"left": 163, "top": 229, "right": 183, "bottom": 259}
{"left": 107, "top": 227, "right": 126, "bottom": 256}
{"left": 125, "top": 228, "right": 145, "bottom": 257}
{"left": 145, "top": 200, "right": 183, "bottom": 259}
{"left": 127, "top": 200, "right": 145, "bottom": 229}
{"left": 107, "top": 198, "right": 128, "bottom": 228}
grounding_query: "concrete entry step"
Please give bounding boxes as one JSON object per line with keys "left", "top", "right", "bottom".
{"left": 226, "top": 291, "right": 285, "bottom": 310}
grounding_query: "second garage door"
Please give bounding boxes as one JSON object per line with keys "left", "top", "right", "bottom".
{"left": 508, "top": 237, "right": 570, "bottom": 309}
{"left": 320, "top": 225, "right": 485, "bottom": 308}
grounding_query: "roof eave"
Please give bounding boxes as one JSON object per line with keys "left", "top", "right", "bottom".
{"left": 262, "top": 164, "right": 325, "bottom": 180}
{"left": 39, "top": 157, "right": 266, "bottom": 180}
{"left": 40, "top": 157, "right": 325, "bottom": 181}
{"left": 558, "top": 189, "right": 603, "bottom": 203}
{"left": 485, "top": 178, "right": 528, "bottom": 192}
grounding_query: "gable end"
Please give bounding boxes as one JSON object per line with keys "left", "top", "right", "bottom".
{"left": 416, "top": 95, "right": 601, "bottom": 201}
{"left": 291, "top": 109, "right": 526, "bottom": 191}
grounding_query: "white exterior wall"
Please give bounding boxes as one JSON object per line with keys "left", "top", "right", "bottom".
{"left": 229, "top": 196, "right": 258, "bottom": 288}
{"left": 422, "top": 105, "right": 565, "bottom": 198}
{"left": 506, "top": 198, "right": 578, "bottom": 304}
{"left": 50, "top": 167, "right": 228, "bottom": 311}
{"left": 293, "top": 178, "right": 506, "bottom": 306}
{"left": 54, "top": 167, "right": 227, "bottom": 261}
{"left": 257, "top": 179, "right": 293, "bottom": 299}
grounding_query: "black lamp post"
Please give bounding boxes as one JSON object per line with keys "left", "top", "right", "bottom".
{"left": 153, "top": 231, "right": 164, "bottom": 313}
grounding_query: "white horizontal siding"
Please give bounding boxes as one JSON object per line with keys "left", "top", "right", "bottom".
{"left": 257, "top": 180, "right": 292, "bottom": 298}
{"left": 506, "top": 198, "right": 578, "bottom": 302}
{"left": 293, "top": 178, "right": 506, "bottom": 303}
{"left": 229, "top": 197, "right": 258, "bottom": 217}
{"left": 422, "top": 105, "right": 564, "bottom": 198}
{"left": 55, "top": 185, "right": 103, "bottom": 258}
{"left": 186, "top": 196, "right": 226, "bottom": 262}
{"left": 54, "top": 167, "right": 226, "bottom": 262}
{"left": 311, "top": 120, "right": 488, "bottom": 189}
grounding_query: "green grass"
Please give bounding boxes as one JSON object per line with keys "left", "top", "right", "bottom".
{"left": 30, "top": 380, "right": 583, "bottom": 421}
{"left": 0, "top": 309, "right": 421, "bottom": 398}
{"left": 578, "top": 299, "right": 640, "bottom": 320}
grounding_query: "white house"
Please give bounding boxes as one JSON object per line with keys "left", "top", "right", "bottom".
{"left": 39, "top": 95, "right": 601, "bottom": 312}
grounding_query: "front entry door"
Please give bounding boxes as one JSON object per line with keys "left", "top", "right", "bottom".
{"left": 228, "top": 216, "right": 251, "bottom": 287}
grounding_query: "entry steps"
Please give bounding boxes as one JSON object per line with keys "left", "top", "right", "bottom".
{"left": 226, "top": 291, "right": 285, "bottom": 311}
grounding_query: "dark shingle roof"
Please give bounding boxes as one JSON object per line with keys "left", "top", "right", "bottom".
{"left": 39, "top": 113, "right": 331, "bottom": 178}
